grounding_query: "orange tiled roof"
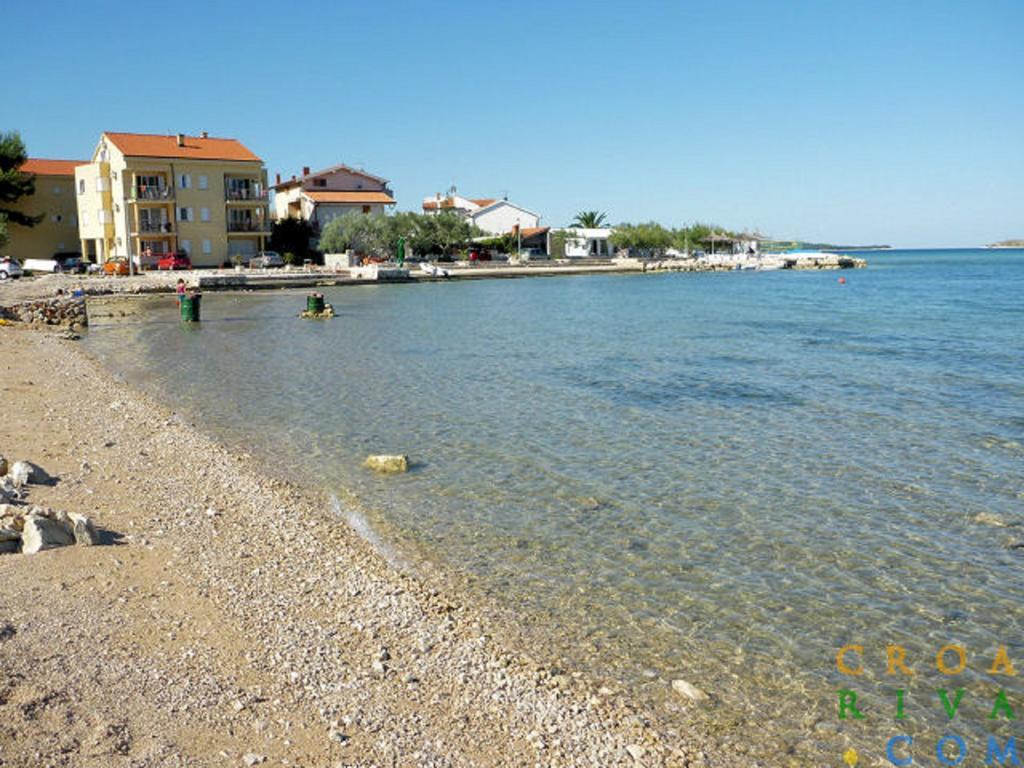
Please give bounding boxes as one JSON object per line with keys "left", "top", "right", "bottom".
{"left": 304, "top": 190, "right": 396, "bottom": 205}
{"left": 423, "top": 197, "right": 496, "bottom": 211}
{"left": 104, "top": 132, "right": 261, "bottom": 162}
{"left": 423, "top": 198, "right": 455, "bottom": 210}
{"left": 19, "top": 158, "right": 86, "bottom": 176}
{"left": 516, "top": 227, "right": 550, "bottom": 238}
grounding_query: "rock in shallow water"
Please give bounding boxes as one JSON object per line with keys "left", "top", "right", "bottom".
{"left": 363, "top": 454, "right": 409, "bottom": 473}
{"left": 671, "top": 678, "right": 708, "bottom": 702}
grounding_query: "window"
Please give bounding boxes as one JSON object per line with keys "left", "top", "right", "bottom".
{"left": 314, "top": 178, "right": 326, "bottom": 187}
{"left": 200, "top": 207, "right": 210, "bottom": 222}
{"left": 179, "top": 173, "right": 191, "bottom": 189}
{"left": 198, "top": 175, "right": 208, "bottom": 190}
{"left": 51, "top": 214, "right": 62, "bottom": 223}
{"left": 78, "top": 179, "right": 85, "bottom": 195}
{"left": 71, "top": 214, "right": 77, "bottom": 226}
{"left": 179, "top": 207, "right": 193, "bottom": 222}
{"left": 202, "top": 239, "right": 212, "bottom": 255}
{"left": 53, "top": 186, "right": 61, "bottom": 195}
{"left": 362, "top": 206, "right": 371, "bottom": 214}
{"left": 179, "top": 239, "right": 191, "bottom": 255}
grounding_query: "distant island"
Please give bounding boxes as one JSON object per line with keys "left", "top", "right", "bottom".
{"left": 986, "top": 239, "right": 1024, "bottom": 248}
{"left": 760, "top": 240, "right": 892, "bottom": 253}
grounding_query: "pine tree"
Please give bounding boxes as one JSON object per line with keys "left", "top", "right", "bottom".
{"left": 0, "top": 131, "right": 43, "bottom": 228}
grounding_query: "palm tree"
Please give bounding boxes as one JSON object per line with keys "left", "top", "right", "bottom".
{"left": 571, "top": 210, "right": 608, "bottom": 228}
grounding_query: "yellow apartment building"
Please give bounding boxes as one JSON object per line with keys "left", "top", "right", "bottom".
{"left": 4, "top": 159, "right": 86, "bottom": 260}
{"left": 75, "top": 132, "right": 270, "bottom": 268}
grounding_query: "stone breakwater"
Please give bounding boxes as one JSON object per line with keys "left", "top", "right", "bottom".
{"left": 0, "top": 296, "right": 88, "bottom": 328}
{"left": 636, "top": 254, "right": 868, "bottom": 272}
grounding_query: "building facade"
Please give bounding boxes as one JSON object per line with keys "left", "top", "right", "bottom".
{"left": 272, "top": 165, "right": 395, "bottom": 229}
{"left": 75, "top": 132, "right": 269, "bottom": 268}
{"left": 422, "top": 192, "right": 541, "bottom": 235}
{"left": 547, "top": 227, "right": 616, "bottom": 258}
{"left": 4, "top": 159, "right": 86, "bottom": 260}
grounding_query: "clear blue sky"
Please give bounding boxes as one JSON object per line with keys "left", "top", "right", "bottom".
{"left": 4, "top": 0, "right": 1021, "bottom": 246}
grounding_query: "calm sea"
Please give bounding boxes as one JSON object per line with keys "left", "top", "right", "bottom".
{"left": 85, "top": 249, "right": 1024, "bottom": 763}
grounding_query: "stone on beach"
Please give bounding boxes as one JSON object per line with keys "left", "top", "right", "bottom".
{"left": 363, "top": 454, "right": 409, "bottom": 473}
{"left": 21, "top": 514, "right": 75, "bottom": 554}
{"left": 66, "top": 512, "right": 100, "bottom": 545}
{"left": 671, "top": 678, "right": 708, "bottom": 702}
{"left": 8, "top": 461, "right": 33, "bottom": 487}
{"left": 0, "top": 455, "right": 7, "bottom": 476}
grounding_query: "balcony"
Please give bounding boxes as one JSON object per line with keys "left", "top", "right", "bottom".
{"left": 136, "top": 220, "right": 174, "bottom": 234}
{"left": 131, "top": 186, "right": 175, "bottom": 201}
{"left": 226, "top": 187, "right": 268, "bottom": 202}
{"left": 227, "top": 219, "right": 270, "bottom": 233}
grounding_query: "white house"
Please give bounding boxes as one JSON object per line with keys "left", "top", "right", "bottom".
{"left": 422, "top": 191, "right": 541, "bottom": 236}
{"left": 547, "top": 227, "right": 616, "bottom": 258}
{"left": 273, "top": 164, "right": 395, "bottom": 229}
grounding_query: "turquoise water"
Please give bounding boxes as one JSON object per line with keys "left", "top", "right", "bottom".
{"left": 85, "top": 250, "right": 1023, "bottom": 762}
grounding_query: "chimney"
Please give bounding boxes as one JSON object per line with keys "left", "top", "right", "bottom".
{"left": 176, "top": 133, "right": 185, "bottom": 147}
{"left": 291, "top": 175, "right": 296, "bottom": 182}
{"left": 275, "top": 173, "right": 281, "bottom": 185}
{"left": 302, "top": 166, "right": 310, "bottom": 177}
{"left": 200, "top": 130, "right": 209, "bottom": 139}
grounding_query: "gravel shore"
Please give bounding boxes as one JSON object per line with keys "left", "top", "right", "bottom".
{"left": 0, "top": 327, "right": 759, "bottom": 767}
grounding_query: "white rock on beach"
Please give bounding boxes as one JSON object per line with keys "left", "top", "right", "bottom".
{"left": 21, "top": 514, "right": 75, "bottom": 554}
{"left": 8, "top": 461, "right": 33, "bottom": 487}
{"left": 67, "top": 512, "right": 99, "bottom": 545}
{"left": 363, "top": 454, "right": 409, "bottom": 473}
{"left": 671, "top": 678, "right": 709, "bottom": 702}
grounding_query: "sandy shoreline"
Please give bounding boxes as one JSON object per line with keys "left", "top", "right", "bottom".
{"left": 0, "top": 326, "right": 764, "bottom": 767}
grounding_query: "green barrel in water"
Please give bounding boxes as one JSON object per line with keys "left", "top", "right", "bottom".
{"left": 307, "top": 293, "right": 325, "bottom": 314}
{"left": 180, "top": 292, "right": 201, "bottom": 322}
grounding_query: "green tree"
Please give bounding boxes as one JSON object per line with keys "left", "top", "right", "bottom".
{"left": 0, "top": 131, "right": 42, "bottom": 228}
{"left": 319, "top": 211, "right": 392, "bottom": 259}
{"left": 571, "top": 210, "right": 608, "bottom": 228}
{"left": 0, "top": 215, "right": 8, "bottom": 250}
{"left": 608, "top": 222, "right": 673, "bottom": 258}
{"left": 270, "top": 217, "right": 319, "bottom": 263}
{"left": 550, "top": 229, "right": 584, "bottom": 258}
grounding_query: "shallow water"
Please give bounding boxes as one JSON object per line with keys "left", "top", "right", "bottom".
{"left": 85, "top": 250, "right": 1024, "bottom": 763}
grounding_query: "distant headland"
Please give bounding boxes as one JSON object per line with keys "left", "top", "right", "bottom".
{"left": 986, "top": 239, "right": 1024, "bottom": 248}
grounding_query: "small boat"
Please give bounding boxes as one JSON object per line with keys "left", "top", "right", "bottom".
{"left": 420, "top": 262, "right": 450, "bottom": 278}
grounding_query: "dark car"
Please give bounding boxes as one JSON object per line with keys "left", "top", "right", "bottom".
{"left": 54, "top": 251, "right": 87, "bottom": 274}
{"left": 157, "top": 252, "right": 192, "bottom": 270}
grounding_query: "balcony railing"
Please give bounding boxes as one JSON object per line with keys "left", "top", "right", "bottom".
{"left": 226, "top": 187, "right": 268, "bottom": 201}
{"left": 137, "top": 221, "right": 174, "bottom": 234}
{"left": 132, "top": 186, "right": 175, "bottom": 201}
{"left": 227, "top": 219, "right": 270, "bottom": 232}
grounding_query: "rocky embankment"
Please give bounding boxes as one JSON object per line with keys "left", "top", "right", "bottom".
{"left": 0, "top": 295, "right": 88, "bottom": 329}
{"left": 0, "top": 329, "right": 762, "bottom": 767}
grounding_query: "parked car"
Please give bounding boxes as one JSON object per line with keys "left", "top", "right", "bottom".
{"left": 103, "top": 258, "right": 130, "bottom": 276}
{"left": 249, "top": 251, "right": 284, "bottom": 268}
{"left": 0, "top": 256, "right": 24, "bottom": 280}
{"left": 157, "top": 252, "right": 192, "bottom": 270}
{"left": 22, "top": 251, "right": 86, "bottom": 274}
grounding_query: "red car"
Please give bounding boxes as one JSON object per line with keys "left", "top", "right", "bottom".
{"left": 157, "top": 252, "right": 192, "bottom": 270}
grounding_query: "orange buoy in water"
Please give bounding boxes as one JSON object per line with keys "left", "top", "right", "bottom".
{"left": 838, "top": 277, "right": 847, "bottom": 285}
